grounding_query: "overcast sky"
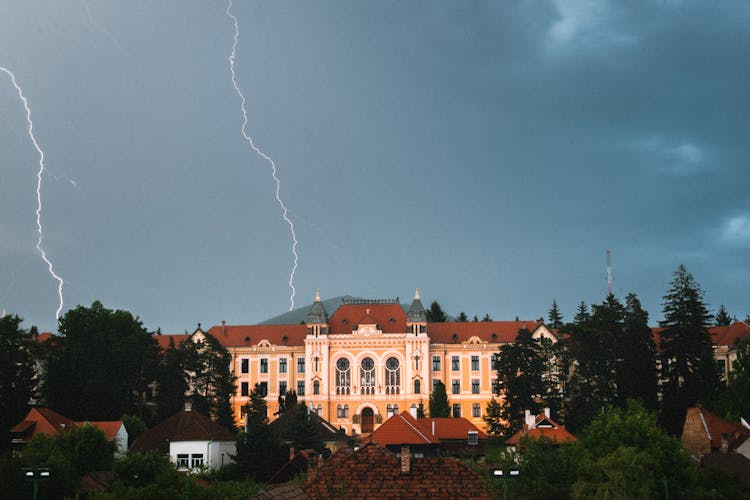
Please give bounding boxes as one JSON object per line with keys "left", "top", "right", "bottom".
{"left": 1, "top": 0, "right": 748, "bottom": 334}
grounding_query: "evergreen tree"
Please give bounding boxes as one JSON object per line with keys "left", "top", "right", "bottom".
{"left": 574, "top": 301, "right": 590, "bottom": 325}
{"left": 425, "top": 301, "right": 447, "bottom": 322}
{"left": 155, "top": 336, "right": 188, "bottom": 423}
{"left": 416, "top": 402, "right": 425, "bottom": 418}
{"left": 0, "top": 314, "right": 38, "bottom": 452}
{"left": 725, "top": 336, "right": 750, "bottom": 420}
{"left": 659, "top": 265, "right": 718, "bottom": 434}
{"left": 45, "top": 301, "right": 161, "bottom": 421}
{"left": 547, "top": 300, "right": 564, "bottom": 329}
{"left": 482, "top": 313, "right": 493, "bottom": 322}
{"left": 482, "top": 397, "right": 503, "bottom": 436}
{"left": 457, "top": 312, "right": 468, "bottom": 322}
{"left": 284, "top": 402, "right": 324, "bottom": 452}
{"left": 494, "top": 328, "right": 546, "bottom": 438}
{"left": 428, "top": 381, "right": 450, "bottom": 417}
{"left": 715, "top": 304, "right": 732, "bottom": 326}
{"left": 619, "top": 293, "right": 658, "bottom": 410}
{"left": 235, "top": 383, "right": 285, "bottom": 481}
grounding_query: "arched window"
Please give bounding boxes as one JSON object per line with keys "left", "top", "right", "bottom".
{"left": 414, "top": 379, "right": 421, "bottom": 394}
{"left": 410, "top": 403, "right": 417, "bottom": 418}
{"left": 313, "top": 380, "right": 320, "bottom": 395}
{"left": 387, "top": 404, "right": 394, "bottom": 418}
{"left": 337, "top": 404, "right": 344, "bottom": 418}
{"left": 344, "top": 404, "right": 349, "bottom": 418}
{"left": 385, "top": 357, "right": 400, "bottom": 394}
{"left": 393, "top": 404, "right": 399, "bottom": 415}
{"left": 360, "top": 357, "right": 375, "bottom": 395}
{"left": 335, "top": 358, "right": 351, "bottom": 395}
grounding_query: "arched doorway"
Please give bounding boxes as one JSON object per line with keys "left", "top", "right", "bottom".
{"left": 361, "top": 407, "right": 374, "bottom": 433}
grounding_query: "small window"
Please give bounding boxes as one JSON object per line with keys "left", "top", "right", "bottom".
{"left": 491, "top": 354, "right": 500, "bottom": 371}
{"left": 471, "top": 355, "right": 479, "bottom": 371}
{"left": 432, "top": 356, "right": 441, "bottom": 372}
{"left": 241, "top": 358, "right": 249, "bottom": 374}
{"left": 297, "top": 358, "right": 305, "bottom": 373}
{"left": 297, "top": 380, "right": 305, "bottom": 396}
{"left": 468, "top": 431, "right": 478, "bottom": 445}
{"left": 313, "top": 380, "right": 320, "bottom": 395}
{"left": 260, "top": 358, "right": 268, "bottom": 374}
{"left": 452, "top": 403, "right": 461, "bottom": 418}
{"left": 452, "top": 356, "right": 460, "bottom": 371}
{"left": 279, "top": 381, "right": 287, "bottom": 395}
{"left": 452, "top": 379, "right": 460, "bottom": 394}
{"left": 258, "top": 382, "right": 268, "bottom": 397}
{"left": 344, "top": 404, "right": 349, "bottom": 418}
{"left": 472, "top": 379, "right": 480, "bottom": 394}
{"left": 241, "top": 381, "right": 249, "bottom": 397}
{"left": 177, "top": 454, "right": 189, "bottom": 468}
{"left": 191, "top": 453, "right": 204, "bottom": 468}
{"left": 472, "top": 403, "right": 481, "bottom": 418}
{"left": 414, "top": 379, "right": 421, "bottom": 394}
{"left": 279, "top": 358, "right": 288, "bottom": 374}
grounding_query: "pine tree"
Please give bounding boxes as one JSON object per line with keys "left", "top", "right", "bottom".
{"left": 483, "top": 397, "right": 503, "bottom": 436}
{"left": 426, "top": 301, "right": 447, "bottom": 322}
{"left": 574, "top": 301, "right": 590, "bottom": 325}
{"left": 715, "top": 304, "right": 732, "bottom": 326}
{"left": 155, "top": 336, "right": 188, "bottom": 423}
{"left": 235, "top": 383, "right": 285, "bottom": 481}
{"left": 659, "top": 265, "right": 718, "bottom": 434}
{"left": 547, "top": 300, "right": 564, "bottom": 329}
{"left": 619, "top": 293, "right": 658, "bottom": 410}
{"left": 457, "top": 312, "right": 468, "bottom": 322}
{"left": 428, "top": 381, "right": 450, "bottom": 417}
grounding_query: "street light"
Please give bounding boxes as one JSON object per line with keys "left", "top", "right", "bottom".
{"left": 22, "top": 468, "right": 51, "bottom": 500}
{"left": 492, "top": 468, "right": 519, "bottom": 500}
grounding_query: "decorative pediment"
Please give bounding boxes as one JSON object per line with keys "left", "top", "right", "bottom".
{"left": 465, "top": 336, "right": 484, "bottom": 344}
{"left": 258, "top": 339, "right": 271, "bottom": 347}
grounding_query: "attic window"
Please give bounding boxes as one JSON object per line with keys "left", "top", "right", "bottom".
{"left": 491, "top": 333, "right": 497, "bottom": 340}
{"left": 244, "top": 336, "right": 251, "bottom": 343}
{"left": 389, "top": 317, "right": 396, "bottom": 323}
{"left": 282, "top": 335, "right": 288, "bottom": 344}
{"left": 452, "top": 333, "right": 458, "bottom": 342}
{"left": 342, "top": 319, "right": 349, "bottom": 324}
{"left": 468, "top": 431, "right": 478, "bottom": 445}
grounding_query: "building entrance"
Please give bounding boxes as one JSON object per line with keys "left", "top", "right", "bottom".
{"left": 361, "top": 407, "right": 374, "bottom": 433}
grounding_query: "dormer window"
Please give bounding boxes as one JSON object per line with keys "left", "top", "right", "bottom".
{"left": 468, "top": 431, "right": 478, "bottom": 445}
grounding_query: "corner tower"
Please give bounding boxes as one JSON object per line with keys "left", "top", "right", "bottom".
{"left": 406, "top": 288, "right": 427, "bottom": 335}
{"left": 306, "top": 289, "right": 329, "bottom": 337}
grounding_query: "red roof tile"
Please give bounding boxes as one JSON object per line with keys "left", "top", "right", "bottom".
{"left": 422, "top": 417, "right": 488, "bottom": 440}
{"left": 506, "top": 412, "right": 576, "bottom": 446}
{"left": 328, "top": 303, "right": 407, "bottom": 335}
{"left": 652, "top": 321, "right": 749, "bottom": 349}
{"left": 10, "top": 408, "right": 124, "bottom": 445}
{"left": 427, "top": 320, "right": 542, "bottom": 344}
{"left": 153, "top": 334, "right": 189, "bottom": 350}
{"left": 206, "top": 324, "right": 308, "bottom": 347}
{"left": 83, "top": 421, "right": 124, "bottom": 442}
{"left": 369, "top": 412, "right": 439, "bottom": 446}
{"left": 130, "top": 409, "right": 235, "bottom": 454}
{"left": 693, "top": 406, "right": 749, "bottom": 451}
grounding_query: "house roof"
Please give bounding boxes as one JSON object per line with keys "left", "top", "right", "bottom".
{"left": 130, "top": 409, "right": 235, "bottom": 454}
{"left": 303, "top": 441, "right": 489, "bottom": 499}
{"left": 652, "top": 321, "right": 749, "bottom": 349}
{"left": 206, "top": 324, "right": 308, "bottom": 347}
{"left": 421, "top": 417, "right": 488, "bottom": 440}
{"left": 269, "top": 406, "right": 344, "bottom": 443}
{"left": 10, "top": 408, "right": 124, "bottom": 445}
{"left": 688, "top": 406, "right": 749, "bottom": 452}
{"left": 702, "top": 452, "right": 750, "bottom": 486}
{"left": 506, "top": 412, "right": 576, "bottom": 446}
{"left": 419, "top": 320, "right": 543, "bottom": 344}
{"left": 328, "top": 303, "right": 408, "bottom": 334}
{"left": 86, "top": 421, "right": 124, "bottom": 442}
{"left": 369, "top": 412, "right": 440, "bottom": 446}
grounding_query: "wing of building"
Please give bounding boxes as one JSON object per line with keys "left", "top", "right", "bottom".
{"left": 180, "top": 289, "right": 556, "bottom": 435}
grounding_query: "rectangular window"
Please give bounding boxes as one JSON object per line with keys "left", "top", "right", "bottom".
{"left": 297, "top": 357, "right": 305, "bottom": 373}
{"left": 452, "top": 403, "right": 461, "bottom": 418}
{"left": 260, "top": 358, "right": 268, "bottom": 374}
{"left": 468, "top": 431, "right": 478, "bottom": 445}
{"left": 452, "top": 356, "right": 460, "bottom": 371}
{"left": 297, "top": 380, "right": 305, "bottom": 396}
{"left": 472, "top": 403, "right": 481, "bottom": 418}
{"left": 177, "top": 454, "right": 189, "bottom": 468}
{"left": 716, "top": 359, "right": 727, "bottom": 378}
{"left": 279, "top": 381, "right": 287, "bottom": 395}
{"left": 433, "top": 379, "right": 441, "bottom": 391}
{"left": 452, "top": 379, "right": 460, "bottom": 394}
{"left": 258, "top": 382, "right": 268, "bottom": 397}
{"left": 472, "top": 379, "right": 480, "bottom": 394}
{"left": 279, "top": 358, "right": 287, "bottom": 374}
{"left": 491, "top": 354, "right": 500, "bottom": 371}
{"left": 432, "top": 355, "right": 441, "bottom": 372}
{"left": 241, "top": 381, "right": 249, "bottom": 397}
{"left": 191, "top": 453, "right": 204, "bottom": 469}
{"left": 471, "top": 355, "right": 479, "bottom": 371}
{"left": 241, "top": 358, "right": 249, "bottom": 374}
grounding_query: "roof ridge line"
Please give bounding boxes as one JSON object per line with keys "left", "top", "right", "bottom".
{"left": 401, "top": 414, "right": 435, "bottom": 443}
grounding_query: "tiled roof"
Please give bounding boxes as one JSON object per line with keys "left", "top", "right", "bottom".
{"left": 506, "top": 412, "right": 576, "bottom": 446}
{"left": 652, "top": 321, "right": 749, "bottom": 349}
{"left": 693, "top": 406, "right": 749, "bottom": 451}
{"left": 304, "top": 441, "right": 490, "bottom": 499}
{"left": 130, "top": 409, "right": 235, "bottom": 454}
{"left": 369, "top": 412, "right": 440, "bottom": 446}
{"left": 427, "top": 321, "right": 542, "bottom": 344}
{"left": 153, "top": 334, "right": 189, "bottom": 350}
{"left": 85, "top": 421, "right": 123, "bottom": 442}
{"left": 328, "top": 303, "right": 407, "bottom": 335}
{"left": 422, "top": 417, "right": 488, "bottom": 440}
{"left": 10, "top": 408, "right": 124, "bottom": 445}
{"left": 206, "top": 324, "right": 308, "bottom": 347}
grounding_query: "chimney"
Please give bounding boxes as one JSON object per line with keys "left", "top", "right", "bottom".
{"left": 222, "top": 320, "right": 226, "bottom": 335}
{"left": 544, "top": 408, "right": 550, "bottom": 418}
{"left": 525, "top": 409, "right": 534, "bottom": 428}
{"left": 185, "top": 401, "right": 192, "bottom": 412}
{"left": 400, "top": 445, "right": 411, "bottom": 474}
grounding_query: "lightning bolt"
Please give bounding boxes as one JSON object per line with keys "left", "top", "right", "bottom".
{"left": 1, "top": 66, "right": 65, "bottom": 320}
{"left": 226, "top": 0, "right": 299, "bottom": 311}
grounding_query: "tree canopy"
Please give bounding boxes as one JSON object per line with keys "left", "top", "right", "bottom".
{"left": 428, "top": 381, "right": 450, "bottom": 417}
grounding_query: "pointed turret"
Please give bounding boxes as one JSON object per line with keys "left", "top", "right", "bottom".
{"left": 406, "top": 288, "right": 427, "bottom": 334}
{"left": 306, "top": 289, "right": 329, "bottom": 337}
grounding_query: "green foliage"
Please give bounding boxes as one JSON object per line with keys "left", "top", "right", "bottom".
{"left": 45, "top": 301, "right": 161, "bottom": 421}
{"left": 425, "top": 301, "right": 447, "bottom": 322}
{"left": 155, "top": 336, "right": 188, "bottom": 423}
{"left": 285, "top": 402, "right": 324, "bottom": 452}
{"left": 619, "top": 293, "right": 658, "bottom": 411}
{"left": 111, "top": 451, "right": 182, "bottom": 490}
{"left": 428, "top": 380, "right": 450, "bottom": 417}
{"left": 713, "top": 336, "right": 750, "bottom": 421}
{"left": 416, "top": 401, "right": 425, "bottom": 418}
{"left": 0, "top": 314, "right": 37, "bottom": 452}
{"left": 514, "top": 436, "right": 582, "bottom": 499}
{"left": 714, "top": 304, "right": 732, "bottom": 326}
{"left": 659, "top": 265, "right": 719, "bottom": 434}
{"left": 120, "top": 414, "right": 148, "bottom": 448}
{"left": 457, "top": 311, "right": 468, "bottom": 322}
{"left": 482, "top": 397, "right": 503, "bottom": 436}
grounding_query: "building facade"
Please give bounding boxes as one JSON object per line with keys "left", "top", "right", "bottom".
{"left": 195, "top": 290, "right": 556, "bottom": 434}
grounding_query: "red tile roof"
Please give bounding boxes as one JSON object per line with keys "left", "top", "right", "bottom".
{"left": 506, "top": 413, "right": 576, "bottom": 446}
{"left": 10, "top": 408, "right": 124, "bottom": 444}
{"left": 130, "top": 409, "right": 235, "bottom": 454}
{"left": 427, "top": 320, "right": 542, "bottom": 344}
{"left": 692, "top": 406, "right": 749, "bottom": 451}
{"left": 369, "top": 412, "right": 440, "bottom": 446}
{"left": 328, "top": 303, "right": 408, "bottom": 335}
{"left": 652, "top": 321, "right": 749, "bottom": 349}
{"left": 304, "top": 441, "right": 490, "bottom": 499}
{"left": 422, "top": 417, "right": 488, "bottom": 440}
{"left": 85, "top": 421, "right": 124, "bottom": 442}
{"left": 206, "top": 324, "right": 308, "bottom": 347}
{"left": 153, "top": 334, "right": 189, "bottom": 350}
